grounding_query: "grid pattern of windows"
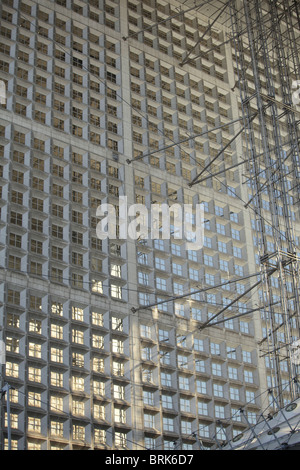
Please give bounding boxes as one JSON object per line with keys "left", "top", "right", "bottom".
{"left": 0, "top": 0, "right": 296, "bottom": 453}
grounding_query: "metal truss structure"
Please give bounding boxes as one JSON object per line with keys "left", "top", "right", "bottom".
{"left": 229, "top": 0, "right": 300, "bottom": 407}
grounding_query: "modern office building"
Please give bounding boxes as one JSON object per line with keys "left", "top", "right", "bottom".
{"left": 0, "top": 0, "right": 299, "bottom": 450}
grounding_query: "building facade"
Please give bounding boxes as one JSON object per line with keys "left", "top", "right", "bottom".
{"left": 0, "top": 0, "right": 299, "bottom": 450}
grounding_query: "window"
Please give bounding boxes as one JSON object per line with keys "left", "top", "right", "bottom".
{"left": 93, "top": 380, "right": 105, "bottom": 396}
{"left": 111, "top": 264, "right": 121, "bottom": 278}
{"left": 234, "top": 264, "right": 244, "bottom": 276}
{"left": 233, "top": 246, "right": 242, "bottom": 258}
{"left": 245, "top": 389, "right": 255, "bottom": 403}
{"left": 28, "top": 417, "right": 41, "bottom": 433}
{"left": 244, "top": 370, "right": 254, "bottom": 384}
{"left": 112, "top": 339, "right": 124, "bottom": 354}
{"left": 9, "top": 255, "right": 21, "bottom": 271}
{"left": 189, "top": 268, "right": 199, "bottom": 281}
{"left": 111, "top": 284, "right": 122, "bottom": 299}
{"left": 92, "top": 280, "right": 103, "bottom": 294}
{"left": 138, "top": 271, "right": 149, "bottom": 286}
{"left": 160, "top": 351, "right": 170, "bottom": 365}
{"left": 163, "top": 417, "right": 174, "bottom": 432}
{"left": 94, "top": 428, "right": 106, "bottom": 444}
{"left": 155, "top": 257, "right": 166, "bottom": 270}
{"left": 161, "top": 372, "right": 172, "bottom": 387}
{"left": 180, "top": 398, "right": 191, "bottom": 413}
{"left": 113, "top": 384, "right": 125, "bottom": 400}
{"left": 115, "top": 432, "right": 126, "bottom": 448}
{"left": 172, "top": 263, "right": 183, "bottom": 276}
{"left": 114, "top": 407, "right": 125, "bottom": 424}
{"left": 181, "top": 420, "right": 192, "bottom": 435}
{"left": 173, "top": 282, "right": 183, "bottom": 295}
{"left": 175, "top": 303, "right": 184, "bottom": 317}
{"left": 212, "top": 363, "right": 222, "bottom": 376}
{"left": 142, "top": 390, "right": 154, "bottom": 407}
{"left": 106, "top": 71, "right": 116, "bottom": 83}
{"left": 92, "top": 334, "right": 104, "bottom": 349}
{"left": 112, "top": 361, "right": 124, "bottom": 377}
{"left": 51, "top": 421, "right": 63, "bottom": 437}
{"left": 51, "top": 347, "right": 63, "bottom": 363}
{"left": 140, "top": 324, "right": 151, "bottom": 338}
{"left": 144, "top": 413, "right": 155, "bottom": 428}
{"left": 72, "top": 376, "right": 85, "bottom": 392}
{"left": 28, "top": 367, "right": 41, "bottom": 383}
{"left": 112, "top": 317, "right": 123, "bottom": 332}
{"left": 187, "top": 249, "right": 197, "bottom": 261}
{"left": 10, "top": 211, "right": 22, "bottom": 226}
{"left": 51, "top": 371, "right": 63, "bottom": 387}
{"left": 73, "top": 425, "right": 85, "bottom": 441}
{"left": 213, "top": 383, "right": 224, "bottom": 397}
{"left": 232, "top": 228, "right": 240, "bottom": 240}
{"left": 51, "top": 267, "right": 64, "bottom": 283}
{"left": 156, "top": 277, "right": 167, "bottom": 290}
{"left": 159, "top": 329, "right": 169, "bottom": 343}
{"left": 192, "top": 308, "right": 202, "bottom": 321}
{"left": 219, "top": 259, "right": 229, "bottom": 271}
{"left": 73, "top": 352, "right": 85, "bottom": 368}
{"left": 51, "top": 323, "right": 63, "bottom": 340}
{"left": 29, "top": 342, "right": 41, "bottom": 358}
{"left": 198, "top": 401, "right": 208, "bottom": 416}
{"left": 197, "top": 379, "right": 207, "bottom": 395}
{"left": 142, "top": 368, "right": 153, "bottom": 383}
{"left": 228, "top": 366, "right": 238, "bottom": 380}
{"left": 215, "top": 205, "right": 224, "bottom": 216}
{"left": 51, "top": 302, "right": 63, "bottom": 316}
{"left": 171, "top": 243, "right": 181, "bottom": 256}
{"left": 92, "top": 311, "right": 103, "bottom": 327}
{"left": 230, "top": 387, "right": 239, "bottom": 401}
{"left": 73, "top": 399, "right": 85, "bottom": 416}
{"left": 240, "top": 321, "right": 250, "bottom": 334}
{"left": 5, "top": 362, "right": 19, "bottom": 378}
{"left": 204, "top": 254, "right": 213, "bottom": 267}
{"left": 194, "top": 338, "right": 204, "bottom": 352}
{"left": 6, "top": 337, "right": 19, "bottom": 354}
{"left": 30, "top": 261, "right": 42, "bottom": 275}
{"left": 179, "top": 376, "right": 189, "bottom": 390}
{"left": 218, "top": 241, "right": 227, "bottom": 253}
{"left": 210, "top": 342, "right": 220, "bottom": 355}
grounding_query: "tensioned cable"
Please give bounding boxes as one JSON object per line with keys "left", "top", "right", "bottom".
{"left": 172, "top": 375, "right": 299, "bottom": 450}
{"left": 15, "top": 0, "right": 269, "bottom": 177}
{"left": 7, "top": 28, "right": 300, "bottom": 326}
{"left": 4, "top": 6, "right": 293, "bottom": 317}
{"left": 15, "top": 0, "right": 299, "bottom": 253}
{"left": 126, "top": 114, "right": 257, "bottom": 164}
{"left": 122, "top": 0, "right": 214, "bottom": 41}
{"left": 15, "top": 2, "right": 299, "bottom": 191}
{"left": 11, "top": 2, "right": 300, "bottom": 335}
{"left": 0, "top": 386, "right": 150, "bottom": 450}
{"left": 0, "top": 265, "right": 262, "bottom": 303}
{"left": 130, "top": 267, "right": 272, "bottom": 313}
{"left": 14, "top": 3, "right": 240, "bottom": 185}
{"left": 179, "top": 0, "right": 231, "bottom": 66}
{"left": 1, "top": 2, "right": 298, "bottom": 452}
